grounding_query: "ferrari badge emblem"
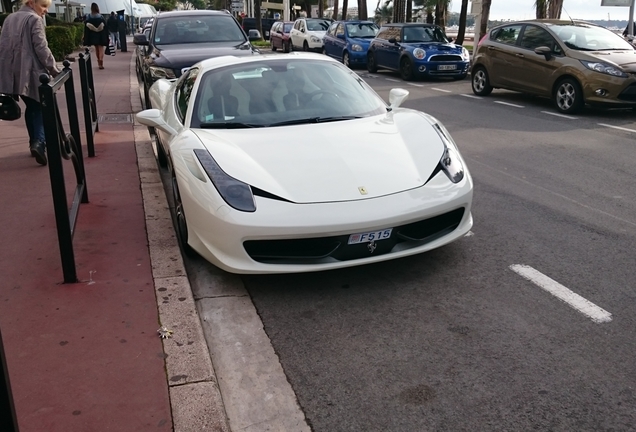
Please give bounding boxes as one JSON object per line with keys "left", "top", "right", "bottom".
{"left": 368, "top": 241, "right": 377, "bottom": 253}
{"left": 358, "top": 187, "right": 368, "bottom": 195}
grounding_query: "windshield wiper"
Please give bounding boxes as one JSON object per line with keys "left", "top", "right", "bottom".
{"left": 268, "top": 116, "right": 363, "bottom": 127}
{"left": 199, "top": 122, "right": 261, "bottom": 129}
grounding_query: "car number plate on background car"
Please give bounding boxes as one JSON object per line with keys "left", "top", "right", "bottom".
{"left": 348, "top": 228, "right": 392, "bottom": 245}
{"left": 438, "top": 65, "right": 457, "bottom": 70}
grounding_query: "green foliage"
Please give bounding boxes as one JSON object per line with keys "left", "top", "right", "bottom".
{"left": 251, "top": 40, "right": 270, "bottom": 47}
{"left": 45, "top": 26, "right": 76, "bottom": 61}
{"left": 155, "top": 0, "right": 177, "bottom": 11}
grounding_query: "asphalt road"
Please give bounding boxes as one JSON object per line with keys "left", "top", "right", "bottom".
{"left": 166, "top": 70, "right": 636, "bottom": 431}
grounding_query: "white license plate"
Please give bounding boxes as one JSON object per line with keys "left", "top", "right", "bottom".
{"left": 348, "top": 228, "right": 392, "bottom": 245}
{"left": 438, "top": 64, "right": 457, "bottom": 71}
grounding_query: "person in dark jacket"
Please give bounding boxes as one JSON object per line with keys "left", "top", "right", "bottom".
{"left": 83, "top": 3, "right": 108, "bottom": 69}
{"left": 107, "top": 11, "right": 120, "bottom": 49}
{"left": 0, "top": 0, "right": 60, "bottom": 165}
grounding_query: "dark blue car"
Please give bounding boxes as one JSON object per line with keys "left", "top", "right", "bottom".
{"left": 367, "top": 23, "right": 470, "bottom": 81}
{"left": 322, "top": 20, "right": 378, "bottom": 68}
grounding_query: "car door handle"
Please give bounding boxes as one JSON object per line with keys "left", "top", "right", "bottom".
{"left": 516, "top": 53, "right": 525, "bottom": 58}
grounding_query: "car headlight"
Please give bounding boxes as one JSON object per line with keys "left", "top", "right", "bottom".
{"left": 580, "top": 60, "right": 627, "bottom": 78}
{"left": 413, "top": 48, "right": 426, "bottom": 60}
{"left": 432, "top": 123, "right": 464, "bottom": 183}
{"left": 461, "top": 47, "right": 470, "bottom": 61}
{"left": 310, "top": 36, "right": 321, "bottom": 43}
{"left": 351, "top": 43, "right": 363, "bottom": 51}
{"left": 193, "top": 149, "right": 256, "bottom": 212}
{"left": 149, "top": 66, "right": 176, "bottom": 80}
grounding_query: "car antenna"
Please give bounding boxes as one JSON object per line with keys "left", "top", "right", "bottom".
{"left": 562, "top": 7, "right": 575, "bottom": 25}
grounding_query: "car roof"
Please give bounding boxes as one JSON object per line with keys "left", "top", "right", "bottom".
{"left": 492, "top": 19, "right": 596, "bottom": 27}
{"left": 336, "top": 20, "right": 375, "bottom": 24}
{"left": 380, "top": 23, "right": 438, "bottom": 28}
{"left": 196, "top": 52, "right": 338, "bottom": 70}
{"left": 156, "top": 10, "right": 232, "bottom": 19}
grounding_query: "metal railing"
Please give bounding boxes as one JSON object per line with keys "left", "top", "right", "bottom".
{"left": 78, "top": 48, "right": 99, "bottom": 157}
{"left": 39, "top": 61, "right": 89, "bottom": 284}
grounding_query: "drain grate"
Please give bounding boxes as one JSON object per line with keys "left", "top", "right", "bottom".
{"left": 98, "top": 114, "right": 133, "bottom": 123}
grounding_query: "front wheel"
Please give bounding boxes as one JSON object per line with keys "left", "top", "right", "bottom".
{"left": 400, "top": 57, "right": 414, "bottom": 81}
{"left": 471, "top": 66, "right": 493, "bottom": 96}
{"left": 367, "top": 52, "right": 378, "bottom": 73}
{"left": 271, "top": 42, "right": 277, "bottom": 51}
{"left": 171, "top": 172, "right": 196, "bottom": 257}
{"left": 554, "top": 78, "right": 583, "bottom": 114}
{"left": 284, "top": 41, "right": 290, "bottom": 53}
{"left": 303, "top": 41, "right": 309, "bottom": 52}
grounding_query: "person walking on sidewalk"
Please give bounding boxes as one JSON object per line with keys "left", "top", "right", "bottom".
{"left": 0, "top": 0, "right": 60, "bottom": 166}
{"left": 83, "top": 3, "right": 108, "bottom": 69}
{"left": 107, "top": 11, "right": 120, "bottom": 49}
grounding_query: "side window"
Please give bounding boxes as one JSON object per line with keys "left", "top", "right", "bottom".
{"left": 376, "top": 27, "right": 388, "bottom": 40}
{"left": 327, "top": 22, "right": 337, "bottom": 36}
{"left": 293, "top": 21, "right": 299, "bottom": 30}
{"left": 175, "top": 68, "right": 199, "bottom": 122}
{"left": 519, "top": 25, "right": 558, "bottom": 52}
{"left": 492, "top": 25, "right": 523, "bottom": 45}
{"left": 336, "top": 23, "right": 345, "bottom": 37}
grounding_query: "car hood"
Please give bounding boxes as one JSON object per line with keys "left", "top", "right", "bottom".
{"left": 405, "top": 42, "right": 463, "bottom": 53}
{"left": 152, "top": 43, "right": 257, "bottom": 69}
{"left": 350, "top": 37, "right": 373, "bottom": 47}
{"left": 573, "top": 50, "right": 636, "bottom": 71}
{"left": 191, "top": 112, "right": 446, "bottom": 204}
{"left": 308, "top": 30, "right": 327, "bottom": 37}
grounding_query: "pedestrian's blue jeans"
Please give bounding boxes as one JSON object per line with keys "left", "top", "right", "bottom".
{"left": 20, "top": 96, "right": 45, "bottom": 145}
{"left": 109, "top": 31, "right": 120, "bottom": 48}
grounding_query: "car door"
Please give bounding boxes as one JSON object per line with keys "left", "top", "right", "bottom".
{"left": 485, "top": 24, "right": 524, "bottom": 88}
{"left": 512, "top": 24, "right": 563, "bottom": 95}
{"left": 323, "top": 22, "right": 338, "bottom": 57}
{"left": 372, "top": 27, "right": 394, "bottom": 67}
{"left": 270, "top": 22, "right": 280, "bottom": 48}
{"left": 290, "top": 20, "right": 301, "bottom": 48}
{"left": 383, "top": 27, "right": 402, "bottom": 70}
{"left": 158, "top": 67, "right": 199, "bottom": 159}
{"left": 333, "top": 22, "right": 347, "bottom": 60}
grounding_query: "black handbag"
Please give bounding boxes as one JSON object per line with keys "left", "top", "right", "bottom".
{"left": 0, "top": 94, "right": 21, "bottom": 121}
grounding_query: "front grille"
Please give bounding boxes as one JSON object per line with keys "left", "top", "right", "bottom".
{"left": 618, "top": 83, "right": 636, "bottom": 101}
{"left": 243, "top": 208, "right": 466, "bottom": 264}
{"left": 429, "top": 55, "right": 463, "bottom": 62}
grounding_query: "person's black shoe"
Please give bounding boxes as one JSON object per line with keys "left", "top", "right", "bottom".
{"left": 30, "top": 141, "right": 47, "bottom": 166}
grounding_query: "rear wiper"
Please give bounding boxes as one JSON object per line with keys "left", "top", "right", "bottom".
{"left": 199, "top": 122, "right": 261, "bottom": 129}
{"left": 268, "top": 116, "right": 362, "bottom": 127}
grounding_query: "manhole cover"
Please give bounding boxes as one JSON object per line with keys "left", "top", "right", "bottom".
{"left": 98, "top": 114, "right": 132, "bottom": 123}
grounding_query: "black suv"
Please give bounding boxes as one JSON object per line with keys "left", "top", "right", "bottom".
{"left": 134, "top": 10, "right": 260, "bottom": 108}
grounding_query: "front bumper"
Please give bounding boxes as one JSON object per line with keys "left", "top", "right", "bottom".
{"left": 414, "top": 60, "right": 470, "bottom": 77}
{"left": 349, "top": 50, "right": 369, "bottom": 65}
{"left": 582, "top": 74, "right": 636, "bottom": 106}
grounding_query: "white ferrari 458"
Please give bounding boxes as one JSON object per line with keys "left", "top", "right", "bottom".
{"left": 136, "top": 52, "right": 473, "bottom": 274}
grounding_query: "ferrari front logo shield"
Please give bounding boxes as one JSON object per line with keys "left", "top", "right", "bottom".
{"left": 368, "top": 241, "right": 377, "bottom": 253}
{"left": 358, "top": 187, "right": 368, "bottom": 195}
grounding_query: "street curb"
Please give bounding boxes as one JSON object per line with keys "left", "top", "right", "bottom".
{"left": 129, "top": 55, "right": 231, "bottom": 432}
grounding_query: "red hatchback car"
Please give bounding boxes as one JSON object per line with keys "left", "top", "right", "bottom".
{"left": 270, "top": 21, "right": 294, "bottom": 53}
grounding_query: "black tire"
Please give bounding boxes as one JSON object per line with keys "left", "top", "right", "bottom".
{"left": 367, "top": 52, "right": 378, "bottom": 73}
{"left": 471, "top": 66, "right": 493, "bottom": 96}
{"left": 400, "top": 57, "right": 414, "bottom": 81}
{"left": 553, "top": 78, "right": 584, "bottom": 114}
{"left": 171, "top": 172, "right": 196, "bottom": 257}
{"left": 303, "top": 41, "right": 309, "bottom": 52}
{"left": 322, "top": 47, "right": 327, "bottom": 55}
{"left": 284, "top": 41, "right": 290, "bottom": 53}
{"left": 143, "top": 79, "right": 151, "bottom": 109}
{"left": 155, "top": 135, "right": 167, "bottom": 168}
{"left": 343, "top": 51, "right": 350, "bottom": 68}
{"left": 271, "top": 42, "right": 277, "bottom": 51}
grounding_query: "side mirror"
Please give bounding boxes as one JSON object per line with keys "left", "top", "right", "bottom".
{"left": 388, "top": 37, "right": 398, "bottom": 44}
{"left": 136, "top": 109, "right": 177, "bottom": 136}
{"left": 534, "top": 45, "right": 552, "bottom": 60}
{"left": 388, "top": 88, "right": 409, "bottom": 109}
{"left": 337, "top": 33, "right": 345, "bottom": 40}
{"left": 248, "top": 29, "right": 261, "bottom": 40}
{"left": 301, "top": 28, "right": 305, "bottom": 33}
{"left": 133, "top": 33, "right": 149, "bottom": 46}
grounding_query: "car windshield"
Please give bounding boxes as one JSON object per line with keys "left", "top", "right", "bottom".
{"left": 283, "top": 23, "right": 293, "bottom": 32}
{"left": 306, "top": 19, "right": 332, "bottom": 31}
{"left": 154, "top": 15, "right": 246, "bottom": 45}
{"left": 549, "top": 23, "right": 634, "bottom": 51}
{"left": 192, "top": 59, "right": 387, "bottom": 129}
{"left": 346, "top": 22, "right": 378, "bottom": 38}
{"left": 402, "top": 26, "right": 448, "bottom": 43}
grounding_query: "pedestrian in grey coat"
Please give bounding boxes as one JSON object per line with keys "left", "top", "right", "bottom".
{"left": 0, "top": 0, "right": 60, "bottom": 166}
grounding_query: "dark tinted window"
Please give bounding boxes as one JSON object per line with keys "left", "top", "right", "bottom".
{"left": 376, "top": 26, "right": 401, "bottom": 41}
{"left": 345, "top": 22, "right": 378, "bottom": 38}
{"left": 492, "top": 25, "right": 523, "bottom": 45}
{"left": 519, "top": 25, "right": 557, "bottom": 50}
{"left": 176, "top": 68, "right": 199, "bottom": 122}
{"left": 155, "top": 15, "right": 245, "bottom": 45}
{"left": 306, "top": 18, "right": 332, "bottom": 31}
{"left": 402, "top": 25, "right": 448, "bottom": 43}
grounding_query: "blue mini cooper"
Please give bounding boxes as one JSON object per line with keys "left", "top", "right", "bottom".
{"left": 366, "top": 23, "right": 470, "bottom": 81}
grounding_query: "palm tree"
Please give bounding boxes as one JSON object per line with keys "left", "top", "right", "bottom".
{"left": 341, "top": 0, "right": 348, "bottom": 19}
{"left": 358, "top": 0, "right": 368, "bottom": 20}
{"left": 535, "top": 0, "right": 547, "bottom": 18}
{"left": 332, "top": 0, "right": 339, "bottom": 19}
{"left": 455, "top": 0, "right": 469, "bottom": 45}
{"left": 548, "top": 0, "right": 563, "bottom": 18}
{"left": 479, "top": 0, "right": 491, "bottom": 38}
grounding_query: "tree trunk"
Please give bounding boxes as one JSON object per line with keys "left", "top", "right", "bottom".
{"left": 426, "top": 6, "right": 434, "bottom": 23}
{"left": 406, "top": 0, "right": 412, "bottom": 22}
{"left": 479, "top": 0, "right": 491, "bottom": 38}
{"left": 535, "top": 0, "right": 547, "bottom": 19}
{"left": 318, "top": 0, "right": 324, "bottom": 18}
{"left": 392, "top": 0, "right": 405, "bottom": 23}
{"left": 255, "top": 0, "right": 263, "bottom": 39}
{"left": 332, "top": 0, "right": 339, "bottom": 20}
{"left": 548, "top": 0, "right": 563, "bottom": 19}
{"left": 455, "top": 0, "right": 468, "bottom": 45}
{"left": 341, "top": 0, "right": 348, "bottom": 19}
{"left": 358, "top": 0, "right": 367, "bottom": 20}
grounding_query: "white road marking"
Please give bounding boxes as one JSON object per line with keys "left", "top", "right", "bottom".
{"left": 408, "top": 83, "right": 424, "bottom": 87}
{"left": 541, "top": 111, "right": 577, "bottom": 120}
{"left": 598, "top": 123, "right": 636, "bottom": 133}
{"left": 510, "top": 264, "right": 612, "bottom": 324}
{"left": 366, "top": 74, "right": 378, "bottom": 78}
{"left": 460, "top": 94, "right": 482, "bottom": 100}
{"left": 385, "top": 78, "right": 400, "bottom": 82}
{"left": 494, "top": 101, "right": 524, "bottom": 108}
{"left": 432, "top": 87, "right": 452, "bottom": 93}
